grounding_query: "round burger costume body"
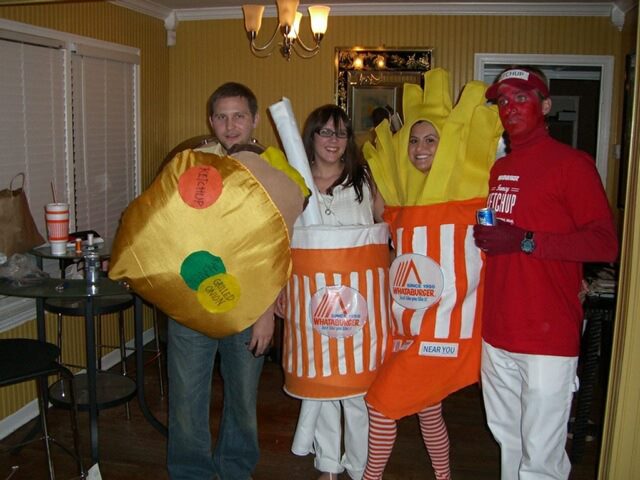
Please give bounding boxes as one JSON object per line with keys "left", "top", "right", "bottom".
{"left": 108, "top": 145, "right": 307, "bottom": 337}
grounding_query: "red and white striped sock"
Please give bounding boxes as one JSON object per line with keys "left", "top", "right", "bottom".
{"left": 418, "top": 403, "right": 451, "bottom": 480}
{"left": 363, "top": 403, "right": 397, "bottom": 480}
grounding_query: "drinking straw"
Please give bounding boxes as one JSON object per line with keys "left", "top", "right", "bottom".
{"left": 268, "top": 97, "right": 322, "bottom": 226}
{"left": 50, "top": 181, "right": 57, "bottom": 203}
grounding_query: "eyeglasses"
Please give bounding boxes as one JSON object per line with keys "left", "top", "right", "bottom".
{"left": 316, "top": 128, "right": 348, "bottom": 139}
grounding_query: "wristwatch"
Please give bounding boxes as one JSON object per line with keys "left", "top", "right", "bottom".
{"left": 520, "top": 231, "right": 535, "bottom": 254}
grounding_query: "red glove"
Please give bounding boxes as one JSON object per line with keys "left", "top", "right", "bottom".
{"left": 473, "top": 220, "right": 527, "bottom": 255}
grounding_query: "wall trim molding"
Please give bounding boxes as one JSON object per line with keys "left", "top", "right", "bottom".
{"left": 109, "top": 1, "right": 629, "bottom": 45}
{"left": 112, "top": 1, "right": 619, "bottom": 21}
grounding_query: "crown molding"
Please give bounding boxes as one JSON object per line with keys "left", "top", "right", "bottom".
{"left": 110, "top": 0, "right": 172, "bottom": 20}
{"left": 109, "top": 1, "right": 630, "bottom": 45}
{"left": 112, "top": 1, "right": 621, "bottom": 20}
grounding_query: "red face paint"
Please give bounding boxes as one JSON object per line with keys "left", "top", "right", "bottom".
{"left": 496, "top": 84, "right": 547, "bottom": 142}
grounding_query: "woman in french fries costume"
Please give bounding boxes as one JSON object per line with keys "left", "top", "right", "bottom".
{"left": 361, "top": 68, "right": 503, "bottom": 479}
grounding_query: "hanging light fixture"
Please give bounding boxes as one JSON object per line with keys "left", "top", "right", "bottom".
{"left": 242, "top": 0, "right": 330, "bottom": 60}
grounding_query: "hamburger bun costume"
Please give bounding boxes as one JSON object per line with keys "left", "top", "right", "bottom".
{"left": 108, "top": 146, "right": 306, "bottom": 337}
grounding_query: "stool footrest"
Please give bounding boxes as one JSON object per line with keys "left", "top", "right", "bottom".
{"left": 49, "top": 372, "right": 136, "bottom": 411}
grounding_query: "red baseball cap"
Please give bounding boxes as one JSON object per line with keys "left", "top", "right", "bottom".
{"left": 485, "top": 68, "right": 550, "bottom": 100}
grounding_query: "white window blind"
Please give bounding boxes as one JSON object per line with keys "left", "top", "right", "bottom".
{"left": 0, "top": 39, "right": 68, "bottom": 238}
{"left": 71, "top": 53, "right": 137, "bottom": 242}
{"left": 0, "top": 20, "right": 140, "bottom": 332}
{"left": 0, "top": 38, "right": 68, "bottom": 330}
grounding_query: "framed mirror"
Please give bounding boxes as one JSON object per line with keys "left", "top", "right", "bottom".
{"left": 335, "top": 47, "right": 433, "bottom": 138}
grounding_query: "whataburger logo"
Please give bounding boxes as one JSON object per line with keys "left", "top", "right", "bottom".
{"left": 311, "top": 285, "right": 368, "bottom": 338}
{"left": 315, "top": 291, "right": 349, "bottom": 319}
{"left": 394, "top": 258, "right": 423, "bottom": 289}
{"left": 390, "top": 253, "right": 444, "bottom": 310}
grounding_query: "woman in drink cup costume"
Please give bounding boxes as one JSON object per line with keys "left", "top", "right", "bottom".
{"left": 361, "top": 68, "right": 503, "bottom": 479}
{"left": 278, "top": 104, "right": 389, "bottom": 480}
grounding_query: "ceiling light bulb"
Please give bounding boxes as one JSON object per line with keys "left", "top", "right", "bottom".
{"left": 308, "top": 5, "right": 330, "bottom": 35}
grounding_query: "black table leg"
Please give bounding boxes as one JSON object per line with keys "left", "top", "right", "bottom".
{"left": 571, "top": 307, "right": 603, "bottom": 463}
{"left": 84, "top": 297, "right": 99, "bottom": 464}
{"left": 134, "top": 295, "right": 167, "bottom": 436}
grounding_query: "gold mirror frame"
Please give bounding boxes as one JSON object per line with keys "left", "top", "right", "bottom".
{"left": 335, "top": 47, "right": 433, "bottom": 136}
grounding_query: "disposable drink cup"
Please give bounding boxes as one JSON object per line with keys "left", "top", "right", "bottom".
{"left": 45, "top": 202, "right": 69, "bottom": 255}
{"left": 50, "top": 241, "right": 67, "bottom": 255}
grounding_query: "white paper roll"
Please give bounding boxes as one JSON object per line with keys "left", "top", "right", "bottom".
{"left": 269, "top": 98, "right": 323, "bottom": 226}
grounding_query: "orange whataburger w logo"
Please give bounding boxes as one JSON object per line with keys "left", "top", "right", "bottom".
{"left": 390, "top": 253, "right": 444, "bottom": 310}
{"left": 311, "top": 286, "right": 368, "bottom": 338}
{"left": 394, "top": 258, "right": 422, "bottom": 287}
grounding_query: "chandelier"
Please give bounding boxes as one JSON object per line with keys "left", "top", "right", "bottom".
{"left": 242, "top": 0, "right": 330, "bottom": 60}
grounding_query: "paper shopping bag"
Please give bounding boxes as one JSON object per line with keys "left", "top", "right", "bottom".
{"left": 0, "top": 173, "right": 45, "bottom": 256}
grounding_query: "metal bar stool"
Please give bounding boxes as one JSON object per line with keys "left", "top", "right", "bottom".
{"left": 44, "top": 295, "right": 165, "bottom": 419}
{"left": 0, "top": 338, "right": 85, "bottom": 480}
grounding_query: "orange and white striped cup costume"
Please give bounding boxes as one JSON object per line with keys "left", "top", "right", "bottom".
{"left": 366, "top": 198, "right": 485, "bottom": 419}
{"left": 282, "top": 223, "right": 392, "bottom": 400}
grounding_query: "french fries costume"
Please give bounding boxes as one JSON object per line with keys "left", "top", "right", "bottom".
{"left": 363, "top": 68, "right": 503, "bottom": 418}
{"left": 108, "top": 147, "right": 305, "bottom": 338}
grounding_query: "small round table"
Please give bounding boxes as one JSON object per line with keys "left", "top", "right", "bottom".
{"left": 0, "top": 277, "right": 166, "bottom": 465}
{"left": 31, "top": 241, "right": 112, "bottom": 278}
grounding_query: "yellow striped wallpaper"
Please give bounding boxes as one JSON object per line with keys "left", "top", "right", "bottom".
{"left": 0, "top": 4, "right": 629, "bottom": 195}
{"left": 168, "top": 14, "right": 626, "bottom": 197}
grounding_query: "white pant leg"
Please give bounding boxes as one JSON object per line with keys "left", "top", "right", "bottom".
{"left": 341, "top": 396, "right": 368, "bottom": 480}
{"left": 313, "top": 400, "right": 344, "bottom": 474}
{"left": 517, "top": 351, "right": 577, "bottom": 480}
{"left": 481, "top": 341, "right": 524, "bottom": 480}
{"left": 292, "top": 399, "right": 323, "bottom": 456}
{"left": 482, "top": 341, "right": 577, "bottom": 480}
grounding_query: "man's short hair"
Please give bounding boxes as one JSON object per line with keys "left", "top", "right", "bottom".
{"left": 208, "top": 82, "right": 258, "bottom": 117}
{"left": 486, "top": 66, "right": 549, "bottom": 101}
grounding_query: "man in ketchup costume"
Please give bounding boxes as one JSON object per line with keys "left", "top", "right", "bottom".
{"left": 473, "top": 66, "right": 618, "bottom": 479}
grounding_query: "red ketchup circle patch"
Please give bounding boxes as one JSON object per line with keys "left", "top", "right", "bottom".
{"left": 178, "top": 165, "right": 223, "bottom": 209}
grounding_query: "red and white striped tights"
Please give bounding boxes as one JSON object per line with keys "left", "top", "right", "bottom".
{"left": 363, "top": 402, "right": 451, "bottom": 480}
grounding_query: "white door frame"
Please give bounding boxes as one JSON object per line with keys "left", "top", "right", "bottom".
{"left": 474, "top": 53, "right": 614, "bottom": 186}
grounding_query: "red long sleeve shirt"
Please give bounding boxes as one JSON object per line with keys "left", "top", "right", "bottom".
{"left": 482, "top": 133, "right": 618, "bottom": 356}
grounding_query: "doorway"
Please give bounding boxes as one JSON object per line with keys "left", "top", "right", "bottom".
{"left": 474, "top": 53, "right": 614, "bottom": 185}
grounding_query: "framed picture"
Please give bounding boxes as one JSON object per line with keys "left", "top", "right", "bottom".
{"left": 350, "top": 85, "right": 400, "bottom": 134}
{"left": 335, "top": 47, "right": 432, "bottom": 138}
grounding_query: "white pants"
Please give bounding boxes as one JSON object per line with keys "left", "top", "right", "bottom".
{"left": 481, "top": 341, "right": 579, "bottom": 480}
{"left": 291, "top": 397, "right": 368, "bottom": 479}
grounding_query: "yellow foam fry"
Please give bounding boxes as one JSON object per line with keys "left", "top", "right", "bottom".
{"left": 423, "top": 120, "right": 464, "bottom": 203}
{"left": 420, "top": 68, "right": 452, "bottom": 133}
{"left": 364, "top": 119, "right": 402, "bottom": 205}
{"left": 425, "top": 80, "right": 492, "bottom": 202}
{"left": 452, "top": 104, "right": 503, "bottom": 198}
{"left": 403, "top": 69, "right": 451, "bottom": 133}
